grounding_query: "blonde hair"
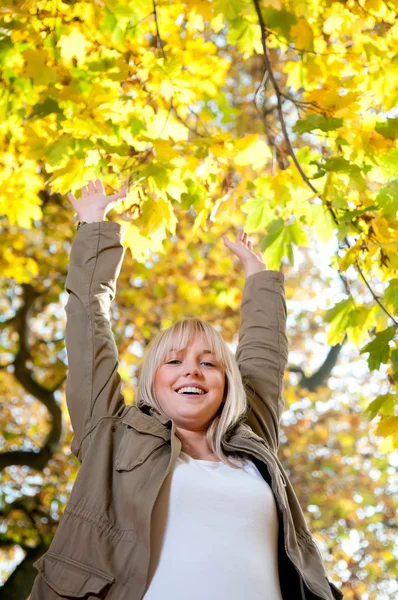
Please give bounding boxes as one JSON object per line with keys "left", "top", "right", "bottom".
{"left": 136, "top": 317, "right": 249, "bottom": 469}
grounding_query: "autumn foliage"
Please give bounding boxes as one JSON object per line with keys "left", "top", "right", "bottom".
{"left": 0, "top": 1, "right": 397, "bottom": 598}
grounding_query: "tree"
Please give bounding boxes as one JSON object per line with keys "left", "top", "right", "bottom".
{"left": 0, "top": 1, "right": 397, "bottom": 598}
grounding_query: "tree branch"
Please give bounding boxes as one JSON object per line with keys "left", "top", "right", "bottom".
{"left": 152, "top": 0, "right": 167, "bottom": 60}
{"left": 252, "top": 0, "right": 398, "bottom": 328}
{"left": 0, "top": 284, "right": 63, "bottom": 472}
{"left": 290, "top": 343, "right": 344, "bottom": 392}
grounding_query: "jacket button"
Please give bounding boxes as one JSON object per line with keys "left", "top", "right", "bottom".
{"left": 111, "top": 425, "right": 116, "bottom": 432}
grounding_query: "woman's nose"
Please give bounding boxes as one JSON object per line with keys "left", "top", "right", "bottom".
{"left": 184, "top": 366, "right": 201, "bottom": 376}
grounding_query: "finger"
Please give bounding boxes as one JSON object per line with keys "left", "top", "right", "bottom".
{"left": 109, "top": 187, "right": 127, "bottom": 202}
{"left": 88, "top": 180, "right": 96, "bottom": 193}
{"left": 223, "top": 234, "right": 231, "bottom": 245}
{"left": 96, "top": 178, "right": 105, "bottom": 194}
{"left": 248, "top": 240, "right": 253, "bottom": 249}
{"left": 67, "top": 192, "right": 77, "bottom": 206}
{"left": 82, "top": 186, "right": 88, "bottom": 196}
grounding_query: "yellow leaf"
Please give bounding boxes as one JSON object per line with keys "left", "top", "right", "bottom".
{"left": 210, "top": 12, "right": 224, "bottom": 34}
{"left": 152, "top": 139, "right": 179, "bottom": 161}
{"left": 177, "top": 281, "right": 203, "bottom": 303}
{"left": 0, "top": 250, "right": 39, "bottom": 283}
{"left": 375, "top": 416, "right": 398, "bottom": 437}
{"left": 124, "top": 224, "right": 153, "bottom": 262}
{"left": 304, "top": 88, "right": 359, "bottom": 114}
{"left": 165, "top": 178, "right": 187, "bottom": 202}
{"left": 290, "top": 18, "right": 314, "bottom": 51}
{"left": 378, "top": 435, "right": 395, "bottom": 453}
{"left": 0, "top": 163, "right": 43, "bottom": 228}
{"left": 193, "top": 208, "right": 209, "bottom": 234}
{"left": 23, "top": 49, "right": 56, "bottom": 86}
{"left": 284, "top": 61, "right": 305, "bottom": 89}
{"left": 323, "top": 14, "right": 344, "bottom": 35}
{"left": 142, "top": 197, "right": 177, "bottom": 237}
{"left": 234, "top": 135, "right": 271, "bottom": 169}
{"left": 146, "top": 111, "right": 189, "bottom": 142}
{"left": 58, "top": 30, "right": 90, "bottom": 66}
{"left": 47, "top": 159, "right": 94, "bottom": 194}
{"left": 118, "top": 366, "right": 130, "bottom": 382}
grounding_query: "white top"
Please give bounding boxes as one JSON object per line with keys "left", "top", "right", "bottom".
{"left": 142, "top": 451, "right": 283, "bottom": 600}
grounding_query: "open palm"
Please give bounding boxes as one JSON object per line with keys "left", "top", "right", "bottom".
{"left": 223, "top": 228, "right": 266, "bottom": 271}
{"left": 67, "top": 179, "right": 128, "bottom": 221}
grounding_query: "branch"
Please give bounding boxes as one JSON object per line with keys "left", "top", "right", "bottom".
{"left": 291, "top": 343, "right": 344, "bottom": 392}
{"left": 0, "top": 542, "right": 49, "bottom": 600}
{"left": 252, "top": 0, "right": 398, "bottom": 328}
{"left": 0, "top": 284, "right": 63, "bottom": 472}
{"left": 152, "top": 0, "right": 167, "bottom": 60}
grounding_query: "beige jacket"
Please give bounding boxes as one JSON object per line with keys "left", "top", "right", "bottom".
{"left": 30, "top": 221, "right": 343, "bottom": 600}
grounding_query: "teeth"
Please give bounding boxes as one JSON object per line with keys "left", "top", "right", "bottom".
{"left": 177, "top": 387, "right": 205, "bottom": 395}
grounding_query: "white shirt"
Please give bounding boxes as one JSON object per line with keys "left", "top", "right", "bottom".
{"left": 143, "top": 451, "right": 283, "bottom": 600}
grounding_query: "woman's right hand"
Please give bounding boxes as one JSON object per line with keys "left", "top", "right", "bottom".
{"left": 67, "top": 179, "right": 128, "bottom": 222}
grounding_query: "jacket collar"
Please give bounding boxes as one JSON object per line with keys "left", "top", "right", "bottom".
{"left": 121, "top": 404, "right": 267, "bottom": 454}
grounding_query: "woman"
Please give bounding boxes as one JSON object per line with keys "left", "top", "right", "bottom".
{"left": 30, "top": 179, "right": 343, "bottom": 599}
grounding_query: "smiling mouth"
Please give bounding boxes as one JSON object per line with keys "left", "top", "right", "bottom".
{"left": 174, "top": 391, "right": 208, "bottom": 397}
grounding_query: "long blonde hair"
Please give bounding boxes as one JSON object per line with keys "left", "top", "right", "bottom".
{"left": 136, "top": 317, "right": 249, "bottom": 468}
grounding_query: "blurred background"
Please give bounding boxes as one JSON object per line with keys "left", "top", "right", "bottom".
{"left": 0, "top": 1, "right": 397, "bottom": 598}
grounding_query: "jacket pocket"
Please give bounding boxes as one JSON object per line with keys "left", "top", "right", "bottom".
{"left": 115, "top": 426, "right": 167, "bottom": 471}
{"left": 32, "top": 551, "right": 114, "bottom": 598}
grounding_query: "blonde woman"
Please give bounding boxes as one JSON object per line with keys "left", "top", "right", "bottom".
{"left": 29, "top": 180, "right": 343, "bottom": 600}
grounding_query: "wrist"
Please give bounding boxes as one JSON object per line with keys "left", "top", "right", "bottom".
{"left": 244, "top": 261, "right": 267, "bottom": 279}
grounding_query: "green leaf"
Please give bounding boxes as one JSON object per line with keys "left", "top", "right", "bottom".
{"left": 306, "top": 203, "right": 336, "bottom": 242}
{"left": 339, "top": 205, "right": 378, "bottom": 222}
{"left": 361, "top": 326, "right": 396, "bottom": 371}
{"left": 142, "top": 163, "right": 171, "bottom": 191}
{"left": 261, "top": 218, "right": 284, "bottom": 249}
{"left": 325, "top": 298, "right": 354, "bottom": 345}
{"left": 376, "top": 180, "right": 398, "bottom": 219}
{"left": 32, "top": 98, "right": 62, "bottom": 118}
{"left": 130, "top": 118, "right": 145, "bottom": 137}
{"left": 391, "top": 348, "right": 398, "bottom": 381}
{"left": 380, "top": 148, "right": 398, "bottom": 176}
{"left": 180, "top": 178, "right": 205, "bottom": 210}
{"left": 259, "top": 219, "right": 308, "bottom": 268}
{"left": 375, "top": 117, "right": 398, "bottom": 139}
{"left": 288, "top": 222, "right": 308, "bottom": 246}
{"left": 261, "top": 8, "right": 297, "bottom": 39}
{"left": 100, "top": 9, "right": 118, "bottom": 33}
{"left": 322, "top": 157, "right": 361, "bottom": 173}
{"left": 384, "top": 279, "right": 398, "bottom": 315}
{"left": 242, "top": 196, "right": 275, "bottom": 231}
{"left": 293, "top": 115, "right": 343, "bottom": 134}
{"left": 365, "top": 393, "right": 396, "bottom": 419}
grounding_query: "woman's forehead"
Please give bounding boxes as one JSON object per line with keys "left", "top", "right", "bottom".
{"left": 167, "top": 333, "right": 214, "bottom": 353}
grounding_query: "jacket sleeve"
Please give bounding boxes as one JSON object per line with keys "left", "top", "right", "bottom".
{"left": 64, "top": 221, "right": 127, "bottom": 461}
{"left": 235, "top": 270, "right": 288, "bottom": 453}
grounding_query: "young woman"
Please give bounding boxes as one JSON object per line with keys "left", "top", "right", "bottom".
{"left": 29, "top": 179, "right": 343, "bottom": 599}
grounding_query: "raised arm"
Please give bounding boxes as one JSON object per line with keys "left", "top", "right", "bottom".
{"left": 223, "top": 229, "right": 289, "bottom": 453}
{"left": 65, "top": 179, "right": 128, "bottom": 461}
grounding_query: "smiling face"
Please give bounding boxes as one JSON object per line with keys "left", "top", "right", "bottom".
{"left": 153, "top": 334, "right": 226, "bottom": 431}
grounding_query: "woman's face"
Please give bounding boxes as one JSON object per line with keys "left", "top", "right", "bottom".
{"left": 154, "top": 335, "right": 226, "bottom": 431}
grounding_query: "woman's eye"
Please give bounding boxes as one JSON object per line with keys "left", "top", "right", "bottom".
{"left": 167, "top": 360, "right": 215, "bottom": 367}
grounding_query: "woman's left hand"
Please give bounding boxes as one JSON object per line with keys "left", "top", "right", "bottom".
{"left": 223, "top": 228, "right": 267, "bottom": 276}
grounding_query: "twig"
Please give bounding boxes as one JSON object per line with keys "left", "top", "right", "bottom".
{"left": 153, "top": 0, "right": 167, "bottom": 60}
{"left": 355, "top": 261, "right": 397, "bottom": 324}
